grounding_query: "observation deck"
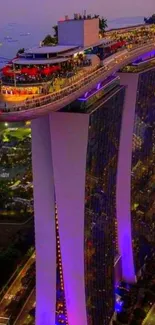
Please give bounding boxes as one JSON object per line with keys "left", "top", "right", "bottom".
{"left": 0, "top": 41, "right": 155, "bottom": 122}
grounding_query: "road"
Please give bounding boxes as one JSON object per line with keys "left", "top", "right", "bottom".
{"left": 142, "top": 304, "right": 155, "bottom": 325}
{"left": 0, "top": 252, "right": 35, "bottom": 318}
{"left": 14, "top": 289, "right": 35, "bottom": 325}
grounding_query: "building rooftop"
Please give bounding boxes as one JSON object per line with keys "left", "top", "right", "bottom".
{"left": 13, "top": 57, "right": 68, "bottom": 65}
{"left": 17, "top": 38, "right": 113, "bottom": 61}
{"left": 60, "top": 39, "right": 113, "bottom": 57}
{"left": 24, "top": 45, "right": 78, "bottom": 55}
{"left": 58, "top": 13, "right": 99, "bottom": 22}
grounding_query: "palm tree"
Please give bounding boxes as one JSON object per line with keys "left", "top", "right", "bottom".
{"left": 93, "top": 15, "right": 108, "bottom": 36}
{"left": 42, "top": 34, "right": 56, "bottom": 46}
{"left": 53, "top": 25, "right": 58, "bottom": 41}
{"left": 144, "top": 14, "right": 155, "bottom": 24}
{"left": 17, "top": 48, "right": 25, "bottom": 56}
{"left": 99, "top": 17, "right": 108, "bottom": 35}
{"left": 43, "top": 25, "right": 58, "bottom": 46}
{"left": 144, "top": 17, "right": 148, "bottom": 24}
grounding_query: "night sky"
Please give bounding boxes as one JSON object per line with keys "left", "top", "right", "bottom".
{"left": 0, "top": 0, "right": 155, "bottom": 26}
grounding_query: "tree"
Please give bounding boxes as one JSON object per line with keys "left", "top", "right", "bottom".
{"left": 144, "top": 14, "right": 155, "bottom": 24}
{"left": 42, "top": 34, "right": 56, "bottom": 46}
{"left": 93, "top": 15, "right": 108, "bottom": 35}
{"left": 16, "top": 48, "right": 25, "bottom": 56}
{"left": 42, "top": 24, "right": 58, "bottom": 46}
{"left": 53, "top": 25, "right": 58, "bottom": 41}
{"left": 99, "top": 17, "right": 108, "bottom": 35}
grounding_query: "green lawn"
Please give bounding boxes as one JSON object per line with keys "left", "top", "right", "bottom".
{"left": 3, "top": 127, "right": 31, "bottom": 140}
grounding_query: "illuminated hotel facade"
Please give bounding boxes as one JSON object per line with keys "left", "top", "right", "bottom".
{"left": 117, "top": 59, "right": 155, "bottom": 282}
{"left": 32, "top": 76, "right": 125, "bottom": 325}
{"left": 1, "top": 12, "right": 155, "bottom": 325}
{"left": 31, "top": 51, "right": 155, "bottom": 325}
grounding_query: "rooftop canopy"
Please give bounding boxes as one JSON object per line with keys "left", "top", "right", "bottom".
{"left": 13, "top": 57, "right": 69, "bottom": 66}
{"left": 24, "top": 45, "right": 78, "bottom": 55}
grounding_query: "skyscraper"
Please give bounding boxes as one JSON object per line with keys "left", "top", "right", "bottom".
{"left": 117, "top": 58, "right": 155, "bottom": 282}
{"left": 32, "top": 75, "right": 125, "bottom": 325}
{"left": 54, "top": 77, "right": 126, "bottom": 325}
{"left": 78, "top": 78, "right": 125, "bottom": 324}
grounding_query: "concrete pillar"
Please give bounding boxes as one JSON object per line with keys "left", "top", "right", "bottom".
{"left": 31, "top": 115, "right": 56, "bottom": 325}
{"left": 50, "top": 112, "right": 89, "bottom": 325}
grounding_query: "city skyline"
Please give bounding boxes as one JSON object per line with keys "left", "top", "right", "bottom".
{"left": 0, "top": 0, "right": 155, "bottom": 26}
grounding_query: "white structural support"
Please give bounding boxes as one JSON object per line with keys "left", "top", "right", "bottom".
{"left": 50, "top": 112, "right": 89, "bottom": 325}
{"left": 31, "top": 116, "right": 56, "bottom": 325}
{"left": 116, "top": 73, "right": 139, "bottom": 283}
{"left": 31, "top": 112, "right": 90, "bottom": 325}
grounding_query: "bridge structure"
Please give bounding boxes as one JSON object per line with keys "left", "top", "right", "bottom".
{"left": 0, "top": 41, "right": 155, "bottom": 121}
{"left": 0, "top": 40, "right": 155, "bottom": 325}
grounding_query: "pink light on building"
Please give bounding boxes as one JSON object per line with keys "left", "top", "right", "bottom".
{"left": 116, "top": 73, "right": 138, "bottom": 283}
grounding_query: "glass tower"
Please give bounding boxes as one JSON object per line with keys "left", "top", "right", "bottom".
{"left": 84, "top": 84, "right": 125, "bottom": 325}
{"left": 32, "top": 76, "right": 125, "bottom": 325}
{"left": 118, "top": 61, "right": 155, "bottom": 280}
{"left": 62, "top": 76, "right": 125, "bottom": 324}
{"left": 131, "top": 68, "right": 155, "bottom": 272}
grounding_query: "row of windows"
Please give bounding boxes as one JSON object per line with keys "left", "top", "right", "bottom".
{"left": 131, "top": 69, "right": 155, "bottom": 272}
{"left": 84, "top": 87, "right": 125, "bottom": 324}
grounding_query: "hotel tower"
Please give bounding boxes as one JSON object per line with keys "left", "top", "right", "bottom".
{"left": 32, "top": 75, "right": 125, "bottom": 325}
{"left": 117, "top": 55, "right": 155, "bottom": 282}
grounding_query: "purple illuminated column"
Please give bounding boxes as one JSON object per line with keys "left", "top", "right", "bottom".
{"left": 50, "top": 112, "right": 89, "bottom": 325}
{"left": 116, "top": 73, "right": 139, "bottom": 283}
{"left": 31, "top": 116, "right": 56, "bottom": 325}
